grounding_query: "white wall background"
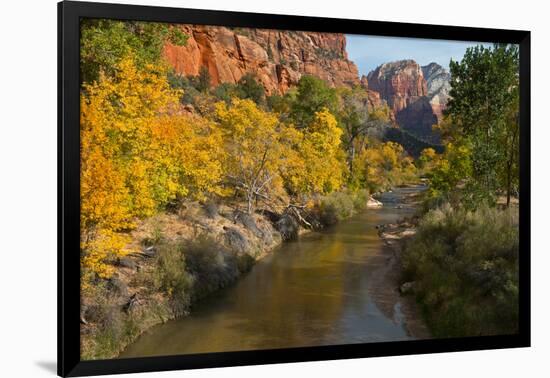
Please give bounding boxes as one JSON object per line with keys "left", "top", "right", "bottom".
{"left": 0, "top": 0, "right": 546, "bottom": 376}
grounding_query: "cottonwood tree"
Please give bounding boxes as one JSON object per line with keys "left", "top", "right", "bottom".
{"left": 446, "top": 43, "right": 519, "bottom": 205}
{"left": 81, "top": 57, "right": 224, "bottom": 282}
{"left": 290, "top": 75, "right": 339, "bottom": 128}
{"left": 296, "top": 109, "right": 346, "bottom": 194}
{"left": 338, "top": 87, "right": 392, "bottom": 180}
{"left": 216, "top": 99, "right": 293, "bottom": 214}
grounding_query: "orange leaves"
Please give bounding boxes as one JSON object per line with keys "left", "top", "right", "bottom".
{"left": 79, "top": 57, "right": 411, "bottom": 282}
{"left": 80, "top": 58, "right": 223, "bottom": 280}
{"left": 81, "top": 229, "right": 130, "bottom": 282}
{"left": 81, "top": 147, "right": 131, "bottom": 231}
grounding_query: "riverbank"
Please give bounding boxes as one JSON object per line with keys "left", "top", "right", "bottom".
{"left": 80, "top": 200, "right": 283, "bottom": 359}
{"left": 370, "top": 185, "right": 431, "bottom": 339}
{"left": 374, "top": 215, "right": 431, "bottom": 339}
{"left": 119, "top": 185, "right": 425, "bottom": 357}
{"left": 377, "top": 191, "right": 520, "bottom": 338}
{"left": 81, "top": 189, "right": 378, "bottom": 360}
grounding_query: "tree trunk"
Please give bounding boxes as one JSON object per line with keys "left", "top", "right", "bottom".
{"left": 506, "top": 161, "right": 512, "bottom": 208}
{"left": 348, "top": 143, "right": 356, "bottom": 179}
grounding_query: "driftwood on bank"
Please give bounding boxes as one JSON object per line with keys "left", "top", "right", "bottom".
{"left": 287, "top": 204, "right": 313, "bottom": 228}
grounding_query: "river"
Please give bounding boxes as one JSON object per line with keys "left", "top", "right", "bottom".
{"left": 120, "top": 185, "right": 425, "bottom": 358}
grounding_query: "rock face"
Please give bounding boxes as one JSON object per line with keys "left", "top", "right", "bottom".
{"left": 367, "top": 60, "right": 428, "bottom": 113}
{"left": 164, "top": 26, "right": 450, "bottom": 144}
{"left": 164, "top": 25, "right": 361, "bottom": 95}
{"left": 359, "top": 74, "right": 388, "bottom": 115}
{"left": 421, "top": 62, "right": 451, "bottom": 121}
{"left": 367, "top": 60, "right": 442, "bottom": 142}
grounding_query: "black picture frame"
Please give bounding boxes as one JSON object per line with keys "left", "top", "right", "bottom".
{"left": 58, "top": 1, "right": 531, "bottom": 376}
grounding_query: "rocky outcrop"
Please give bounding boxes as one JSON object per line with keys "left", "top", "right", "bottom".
{"left": 367, "top": 60, "right": 440, "bottom": 142}
{"left": 421, "top": 62, "right": 451, "bottom": 121}
{"left": 359, "top": 74, "right": 389, "bottom": 114}
{"left": 367, "top": 60, "right": 428, "bottom": 113}
{"left": 164, "top": 25, "right": 361, "bottom": 95}
{"left": 164, "top": 26, "right": 450, "bottom": 145}
{"left": 366, "top": 196, "right": 383, "bottom": 208}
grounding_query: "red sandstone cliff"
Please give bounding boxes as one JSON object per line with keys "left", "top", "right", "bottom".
{"left": 164, "top": 27, "right": 448, "bottom": 143}
{"left": 164, "top": 25, "right": 361, "bottom": 95}
{"left": 367, "top": 60, "right": 440, "bottom": 142}
{"left": 367, "top": 60, "right": 428, "bottom": 114}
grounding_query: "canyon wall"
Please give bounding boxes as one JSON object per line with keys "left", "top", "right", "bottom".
{"left": 164, "top": 25, "right": 361, "bottom": 95}
{"left": 163, "top": 26, "right": 451, "bottom": 145}
{"left": 367, "top": 60, "right": 451, "bottom": 142}
{"left": 367, "top": 60, "right": 437, "bottom": 141}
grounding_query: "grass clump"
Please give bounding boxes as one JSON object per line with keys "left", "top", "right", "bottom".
{"left": 151, "top": 235, "right": 254, "bottom": 308}
{"left": 402, "top": 203, "right": 519, "bottom": 337}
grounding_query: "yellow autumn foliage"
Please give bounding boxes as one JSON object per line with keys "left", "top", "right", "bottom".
{"left": 81, "top": 57, "right": 224, "bottom": 281}
{"left": 80, "top": 58, "right": 417, "bottom": 284}
{"left": 418, "top": 147, "right": 440, "bottom": 171}
{"left": 353, "top": 140, "right": 416, "bottom": 192}
{"left": 215, "top": 98, "right": 298, "bottom": 212}
{"left": 293, "top": 108, "right": 347, "bottom": 194}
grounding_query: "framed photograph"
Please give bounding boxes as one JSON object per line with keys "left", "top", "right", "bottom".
{"left": 58, "top": 1, "right": 530, "bottom": 376}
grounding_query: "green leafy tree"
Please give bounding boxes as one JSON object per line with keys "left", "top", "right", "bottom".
{"left": 418, "top": 147, "right": 439, "bottom": 171}
{"left": 430, "top": 142, "right": 472, "bottom": 198}
{"left": 213, "top": 73, "right": 266, "bottom": 105}
{"left": 290, "top": 75, "right": 338, "bottom": 128}
{"left": 80, "top": 19, "right": 188, "bottom": 84}
{"left": 446, "top": 44, "right": 519, "bottom": 205}
{"left": 213, "top": 83, "right": 240, "bottom": 104}
{"left": 236, "top": 73, "right": 266, "bottom": 104}
{"left": 190, "top": 66, "right": 212, "bottom": 93}
{"left": 167, "top": 71, "right": 200, "bottom": 105}
{"left": 266, "top": 89, "right": 296, "bottom": 119}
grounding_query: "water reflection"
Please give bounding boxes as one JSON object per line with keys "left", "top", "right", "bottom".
{"left": 120, "top": 187, "right": 422, "bottom": 358}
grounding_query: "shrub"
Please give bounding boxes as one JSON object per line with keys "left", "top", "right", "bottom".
{"left": 318, "top": 191, "right": 356, "bottom": 226}
{"left": 402, "top": 204, "right": 519, "bottom": 337}
{"left": 203, "top": 201, "right": 219, "bottom": 219}
{"left": 182, "top": 235, "right": 242, "bottom": 300}
{"left": 212, "top": 73, "right": 265, "bottom": 105}
{"left": 81, "top": 235, "right": 256, "bottom": 360}
{"left": 152, "top": 242, "right": 193, "bottom": 317}
{"left": 351, "top": 189, "right": 370, "bottom": 211}
{"left": 81, "top": 282, "right": 171, "bottom": 360}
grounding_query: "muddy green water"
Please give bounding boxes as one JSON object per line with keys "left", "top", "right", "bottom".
{"left": 120, "top": 186, "right": 423, "bottom": 358}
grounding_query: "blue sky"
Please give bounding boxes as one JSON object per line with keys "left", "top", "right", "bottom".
{"left": 345, "top": 34, "right": 491, "bottom": 76}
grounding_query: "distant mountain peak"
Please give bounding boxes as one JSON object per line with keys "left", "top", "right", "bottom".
{"left": 368, "top": 59, "right": 424, "bottom": 82}
{"left": 421, "top": 63, "right": 451, "bottom": 117}
{"left": 364, "top": 59, "right": 451, "bottom": 144}
{"left": 367, "top": 60, "right": 427, "bottom": 100}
